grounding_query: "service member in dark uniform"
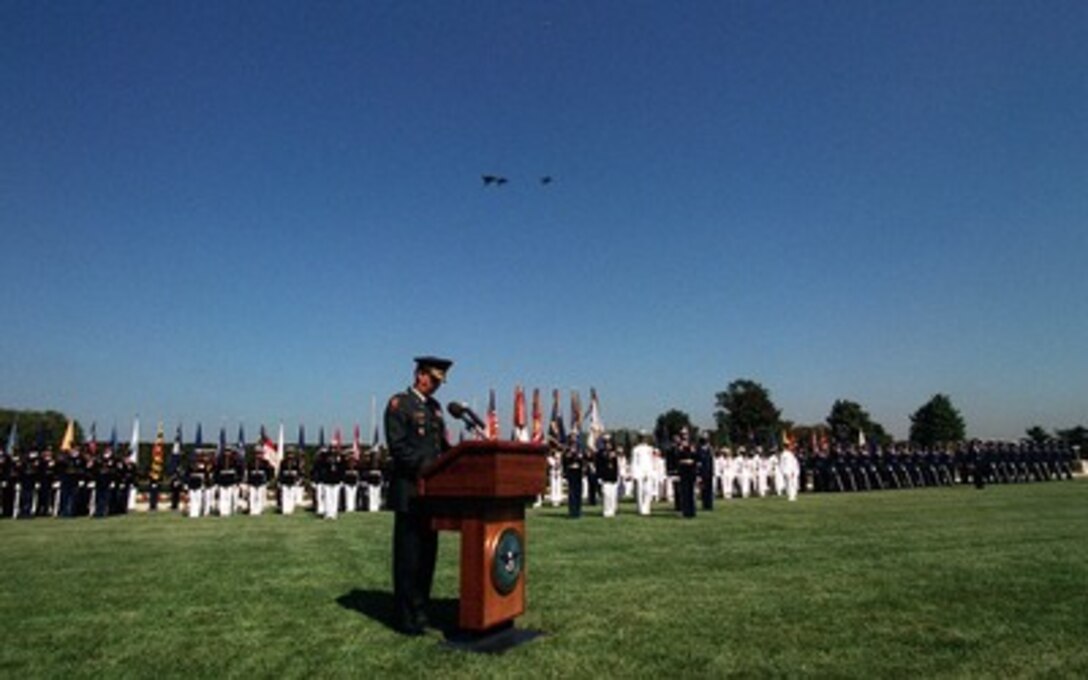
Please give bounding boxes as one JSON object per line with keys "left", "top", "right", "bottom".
{"left": 696, "top": 433, "right": 715, "bottom": 510}
{"left": 562, "top": 439, "right": 584, "bottom": 518}
{"left": 675, "top": 430, "right": 697, "bottom": 518}
{"left": 384, "top": 356, "right": 453, "bottom": 636}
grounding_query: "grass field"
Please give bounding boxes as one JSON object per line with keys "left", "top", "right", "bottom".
{"left": 2, "top": 481, "right": 1086, "bottom": 678}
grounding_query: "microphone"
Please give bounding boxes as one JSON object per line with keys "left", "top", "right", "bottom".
{"left": 447, "top": 402, "right": 486, "bottom": 431}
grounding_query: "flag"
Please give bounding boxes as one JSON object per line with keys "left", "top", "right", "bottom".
{"left": 485, "top": 389, "right": 499, "bottom": 441}
{"left": 298, "top": 424, "right": 306, "bottom": 451}
{"left": 88, "top": 422, "right": 98, "bottom": 456}
{"left": 167, "top": 424, "right": 182, "bottom": 476}
{"left": 109, "top": 424, "right": 118, "bottom": 453}
{"left": 260, "top": 428, "right": 279, "bottom": 466}
{"left": 858, "top": 428, "right": 867, "bottom": 449}
{"left": 371, "top": 423, "right": 380, "bottom": 449}
{"left": 781, "top": 428, "right": 793, "bottom": 450}
{"left": 548, "top": 389, "right": 566, "bottom": 445}
{"left": 332, "top": 427, "right": 342, "bottom": 450}
{"left": 586, "top": 388, "right": 604, "bottom": 451}
{"left": 217, "top": 426, "right": 226, "bottom": 461}
{"left": 60, "top": 419, "right": 76, "bottom": 452}
{"left": 5, "top": 420, "right": 17, "bottom": 455}
{"left": 512, "top": 385, "right": 528, "bottom": 442}
{"left": 353, "top": 424, "right": 361, "bottom": 457}
{"left": 275, "top": 422, "right": 285, "bottom": 473}
{"left": 129, "top": 417, "right": 140, "bottom": 464}
{"left": 318, "top": 426, "right": 326, "bottom": 449}
{"left": 237, "top": 424, "right": 246, "bottom": 456}
{"left": 530, "top": 388, "right": 543, "bottom": 444}
{"left": 569, "top": 390, "right": 583, "bottom": 448}
{"left": 191, "top": 422, "right": 203, "bottom": 464}
{"left": 149, "top": 423, "right": 165, "bottom": 483}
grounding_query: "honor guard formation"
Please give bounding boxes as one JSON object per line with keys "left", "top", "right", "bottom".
{"left": 1, "top": 404, "right": 1081, "bottom": 522}
{"left": 0, "top": 434, "right": 390, "bottom": 520}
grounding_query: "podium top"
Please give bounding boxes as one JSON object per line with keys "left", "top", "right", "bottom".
{"left": 419, "top": 440, "right": 548, "bottom": 499}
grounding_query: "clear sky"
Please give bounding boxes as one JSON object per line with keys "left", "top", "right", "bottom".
{"left": 2, "top": 1, "right": 1085, "bottom": 441}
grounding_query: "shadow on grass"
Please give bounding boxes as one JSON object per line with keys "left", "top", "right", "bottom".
{"left": 336, "top": 589, "right": 459, "bottom": 634}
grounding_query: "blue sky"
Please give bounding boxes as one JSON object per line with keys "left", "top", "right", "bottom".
{"left": 2, "top": 1, "right": 1085, "bottom": 441}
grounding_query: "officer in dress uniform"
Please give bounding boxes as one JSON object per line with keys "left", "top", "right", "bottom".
{"left": 364, "top": 447, "right": 384, "bottom": 512}
{"left": 675, "top": 430, "right": 697, "bottom": 518}
{"left": 596, "top": 434, "right": 620, "bottom": 518}
{"left": 343, "top": 454, "right": 360, "bottom": 512}
{"left": 562, "top": 439, "right": 584, "bottom": 518}
{"left": 248, "top": 452, "right": 273, "bottom": 515}
{"left": 384, "top": 356, "right": 453, "bottom": 636}
{"left": 186, "top": 455, "right": 207, "bottom": 518}
{"left": 279, "top": 452, "right": 301, "bottom": 514}
{"left": 696, "top": 433, "right": 715, "bottom": 510}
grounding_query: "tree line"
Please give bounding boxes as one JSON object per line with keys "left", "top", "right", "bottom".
{"left": 646, "top": 379, "right": 1087, "bottom": 454}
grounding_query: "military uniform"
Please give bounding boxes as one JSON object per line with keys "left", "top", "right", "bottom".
{"left": 385, "top": 356, "right": 452, "bottom": 635}
{"left": 675, "top": 436, "right": 697, "bottom": 518}
{"left": 562, "top": 442, "right": 584, "bottom": 518}
{"left": 596, "top": 439, "right": 620, "bottom": 518}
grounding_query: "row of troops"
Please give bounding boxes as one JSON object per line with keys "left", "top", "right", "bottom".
{"left": 803, "top": 440, "right": 1077, "bottom": 492}
{"left": 546, "top": 435, "right": 1079, "bottom": 518}
{"left": 0, "top": 448, "right": 140, "bottom": 519}
{"left": 0, "top": 446, "right": 396, "bottom": 519}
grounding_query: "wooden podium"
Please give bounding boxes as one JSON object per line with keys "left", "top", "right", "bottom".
{"left": 418, "top": 440, "right": 548, "bottom": 633}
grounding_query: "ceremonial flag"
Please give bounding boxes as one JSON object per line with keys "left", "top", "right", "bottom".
{"left": 5, "top": 420, "right": 17, "bottom": 455}
{"left": 237, "top": 424, "right": 246, "bottom": 456}
{"left": 217, "top": 426, "right": 226, "bottom": 461}
{"left": 167, "top": 424, "right": 182, "bottom": 476}
{"left": 781, "top": 428, "right": 793, "bottom": 450}
{"left": 371, "top": 423, "right": 380, "bottom": 449}
{"left": 109, "top": 424, "right": 118, "bottom": 453}
{"left": 548, "top": 389, "right": 566, "bottom": 445}
{"left": 149, "top": 423, "right": 165, "bottom": 483}
{"left": 88, "top": 422, "right": 98, "bottom": 456}
{"left": 129, "top": 417, "right": 140, "bottom": 464}
{"left": 60, "top": 419, "right": 76, "bottom": 452}
{"left": 260, "top": 428, "right": 278, "bottom": 464}
{"left": 858, "top": 428, "right": 867, "bottom": 449}
{"left": 318, "top": 426, "right": 326, "bottom": 449}
{"left": 275, "top": 422, "right": 285, "bottom": 472}
{"left": 530, "top": 388, "right": 543, "bottom": 444}
{"left": 486, "top": 389, "right": 499, "bottom": 441}
{"left": 353, "top": 424, "right": 361, "bottom": 457}
{"left": 512, "top": 385, "right": 528, "bottom": 442}
{"left": 333, "top": 427, "right": 342, "bottom": 450}
{"left": 569, "top": 390, "right": 583, "bottom": 448}
{"left": 586, "top": 388, "right": 604, "bottom": 451}
{"left": 192, "top": 422, "right": 203, "bottom": 464}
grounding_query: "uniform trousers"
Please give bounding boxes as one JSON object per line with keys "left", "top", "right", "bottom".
{"left": 636, "top": 476, "right": 654, "bottom": 515}
{"left": 393, "top": 508, "right": 438, "bottom": 630}
{"left": 367, "top": 484, "right": 382, "bottom": 512}
{"left": 600, "top": 481, "right": 618, "bottom": 517}
{"left": 188, "top": 489, "right": 203, "bottom": 518}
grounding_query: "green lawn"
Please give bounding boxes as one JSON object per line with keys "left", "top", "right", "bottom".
{"left": 2, "top": 482, "right": 1086, "bottom": 678}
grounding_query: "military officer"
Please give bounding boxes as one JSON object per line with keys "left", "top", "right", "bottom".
{"left": 596, "top": 434, "right": 620, "bottom": 517}
{"left": 696, "top": 433, "right": 715, "bottom": 510}
{"left": 562, "top": 438, "right": 584, "bottom": 518}
{"left": 384, "top": 356, "right": 452, "bottom": 636}
{"left": 675, "top": 429, "right": 697, "bottom": 518}
{"left": 630, "top": 432, "right": 656, "bottom": 515}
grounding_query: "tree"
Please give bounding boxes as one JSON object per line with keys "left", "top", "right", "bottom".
{"left": 0, "top": 408, "right": 84, "bottom": 453}
{"left": 714, "top": 379, "right": 782, "bottom": 448}
{"left": 654, "top": 409, "right": 695, "bottom": 447}
{"left": 908, "top": 394, "right": 965, "bottom": 447}
{"left": 826, "top": 399, "right": 890, "bottom": 447}
{"left": 1024, "top": 425, "right": 1051, "bottom": 445}
{"left": 1055, "top": 425, "right": 1088, "bottom": 459}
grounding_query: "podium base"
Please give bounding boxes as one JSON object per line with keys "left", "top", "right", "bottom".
{"left": 441, "top": 621, "right": 544, "bottom": 654}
